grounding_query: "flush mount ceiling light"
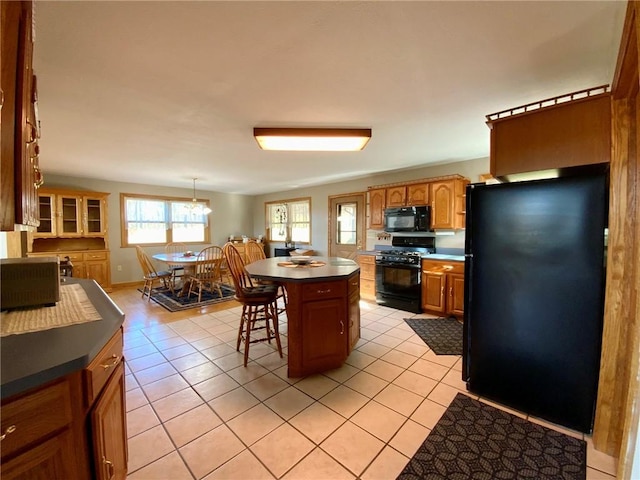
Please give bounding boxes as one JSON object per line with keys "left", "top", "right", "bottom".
{"left": 253, "top": 127, "right": 372, "bottom": 152}
{"left": 187, "top": 178, "right": 212, "bottom": 215}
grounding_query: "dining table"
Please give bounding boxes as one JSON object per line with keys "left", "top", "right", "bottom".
{"left": 152, "top": 251, "right": 211, "bottom": 296}
{"left": 244, "top": 256, "right": 361, "bottom": 377}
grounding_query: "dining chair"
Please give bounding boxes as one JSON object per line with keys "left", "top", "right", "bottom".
{"left": 244, "top": 240, "right": 287, "bottom": 314}
{"left": 187, "top": 245, "right": 224, "bottom": 302}
{"left": 223, "top": 243, "right": 282, "bottom": 367}
{"left": 135, "top": 246, "right": 174, "bottom": 301}
{"left": 165, "top": 242, "right": 187, "bottom": 288}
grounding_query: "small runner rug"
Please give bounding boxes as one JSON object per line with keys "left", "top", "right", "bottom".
{"left": 1, "top": 283, "right": 102, "bottom": 336}
{"left": 398, "top": 393, "right": 587, "bottom": 480}
{"left": 140, "top": 284, "right": 236, "bottom": 312}
{"left": 404, "top": 317, "right": 462, "bottom": 355}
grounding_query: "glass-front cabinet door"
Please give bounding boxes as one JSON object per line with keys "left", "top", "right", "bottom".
{"left": 36, "top": 193, "right": 57, "bottom": 236}
{"left": 56, "top": 195, "right": 82, "bottom": 236}
{"left": 84, "top": 196, "right": 106, "bottom": 235}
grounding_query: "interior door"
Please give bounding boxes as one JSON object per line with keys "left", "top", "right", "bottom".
{"left": 328, "top": 193, "right": 365, "bottom": 260}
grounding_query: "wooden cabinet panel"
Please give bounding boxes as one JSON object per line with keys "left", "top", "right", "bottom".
{"left": 348, "top": 273, "right": 360, "bottom": 352}
{"left": 1, "top": 0, "right": 38, "bottom": 231}
{"left": 422, "top": 260, "right": 465, "bottom": 317}
{"left": 386, "top": 186, "right": 406, "bottom": 207}
{"left": 488, "top": 93, "right": 611, "bottom": 178}
{"left": 430, "top": 179, "right": 468, "bottom": 230}
{"left": 422, "top": 271, "right": 446, "bottom": 313}
{"left": 368, "top": 189, "right": 386, "bottom": 229}
{"left": 91, "top": 362, "right": 127, "bottom": 480}
{"left": 449, "top": 273, "right": 465, "bottom": 316}
{"left": 357, "top": 254, "right": 376, "bottom": 301}
{"left": 0, "top": 379, "right": 73, "bottom": 459}
{"left": 1, "top": 428, "right": 77, "bottom": 480}
{"left": 407, "top": 183, "right": 429, "bottom": 206}
{"left": 84, "top": 328, "right": 123, "bottom": 405}
{"left": 301, "top": 297, "right": 348, "bottom": 371}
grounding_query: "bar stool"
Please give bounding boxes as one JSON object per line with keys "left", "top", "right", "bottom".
{"left": 223, "top": 243, "right": 283, "bottom": 367}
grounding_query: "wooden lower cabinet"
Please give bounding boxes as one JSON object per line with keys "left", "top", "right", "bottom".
{"left": 357, "top": 254, "right": 376, "bottom": 301}
{"left": 287, "top": 272, "right": 360, "bottom": 377}
{"left": 92, "top": 362, "right": 127, "bottom": 480}
{"left": 421, "top": 259, "right": 465, "bottom": 317}
{"left": 0, "top": 329, "right": 127, "bottom": 479}
{"left": 28, "top": 250, "right": 111, "bottom": 289}
{"left": 301, "top": 296, "right": 348, "bottom": 371}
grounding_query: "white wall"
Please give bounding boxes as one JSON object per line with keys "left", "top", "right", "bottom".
{"left": 253, "top": 157, "right": 490, "bottom": 256}
{"left": 44, "top": 175, "right": 255, "bottom": 284}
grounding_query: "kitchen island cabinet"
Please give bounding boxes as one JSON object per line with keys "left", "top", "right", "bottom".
{"left": 1, "top": 279, "right": 127, "bottom": 479}
{"left": 245, "top": 257, "right": 360, "bottom": 377}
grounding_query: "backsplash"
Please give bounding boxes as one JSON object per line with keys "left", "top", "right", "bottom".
{"left": 366, "top": 229, "right": 465, "bottom": 254}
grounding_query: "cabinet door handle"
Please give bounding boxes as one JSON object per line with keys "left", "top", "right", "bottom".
{"left": 316, "top": 289, "right": 331, "bottom": 294}
{"left": 101, "top": 354, "right": 121, "bottom": 370}
{"left": 449, "top": 287, "right": 453, "bottom": 297}
{"left": 102, "top": 456, "right": 115, "bottom": 479}
{"left": 0, "top": 425, "right": 16, "bottom": 441}
{"left": 339, "top": 320, "right": 345, "bottom": 335}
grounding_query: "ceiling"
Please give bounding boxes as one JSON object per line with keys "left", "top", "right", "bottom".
{"left": 33, "top": 1, "right": 626, "bottom": 195}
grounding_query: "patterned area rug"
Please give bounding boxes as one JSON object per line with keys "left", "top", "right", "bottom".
{"left": 404, "top": 317, "right": 462, "bottom": 355}
{"left": 139, "top": 284, "right": 236, "bottom": 312}
{"left": 398, "top": 393, "right": 587, "bottom": 480}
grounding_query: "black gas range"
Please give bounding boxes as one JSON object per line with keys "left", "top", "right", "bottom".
{"left": 375, "top": 236, "right": 435, "bottom": 313}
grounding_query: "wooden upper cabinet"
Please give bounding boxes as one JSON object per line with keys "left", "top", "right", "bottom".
{"left": 386, "top": 186, "right": 407, "bottom": 207}
{"left": 369, "top": 188, "right": 386, "bottom": 229}
{"left": 487, "top": 87, "right": 611, "bottom": 178}
{"left": 431, "top": 178, "right": 468, "bottom": 230}
{"left": 1, "top": 0, "right": 39, "bottom": 230}
{"left": 35, "top": 189, "right": 109, "bottom": 238}
{"left": 406, "top": 183, "right": 429, "bottom": 206}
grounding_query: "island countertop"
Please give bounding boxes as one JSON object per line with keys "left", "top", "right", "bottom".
{"left": 1, "top": 278, "right": 125, "bottom": 399}
{"left": 244, "top": 256, "right": 360, "bottom": 282}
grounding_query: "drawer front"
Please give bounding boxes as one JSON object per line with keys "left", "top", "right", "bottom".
{"left": 0, "top": 379, "right": 73, "bottom": 459}
{"left": 301, "top": 280, "right": 346, "bottom": 302}
{"left": 360, "top": 262, "right": 376, "bottom": 279}
{"left": 422, "top": 260, "right": 464, "bottom": 275}
{"left": 357, "top": 255, "right": 375, "bottom": 265}
{"left": 84, "top": 329, "right": 124, "bottom": 405}
{"left": 83, "top": 251, "right": 108, "bottom": 261}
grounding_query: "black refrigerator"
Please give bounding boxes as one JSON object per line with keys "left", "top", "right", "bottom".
{"left": 462, "top": 172, "right": 608, "bottom": 433}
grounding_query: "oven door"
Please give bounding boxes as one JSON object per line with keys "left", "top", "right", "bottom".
{"left": 375, "top": 262, "right": 422, "bottom": 313}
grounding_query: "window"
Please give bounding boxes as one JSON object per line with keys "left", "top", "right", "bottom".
{"left": 265, "top": 198, "right": 311, "bottom": 244}
{"left": 120, "top": 193, "right": 211, "bottom": 246}
{"left": 336, "top": 202, "right": 356, "bottom": 245}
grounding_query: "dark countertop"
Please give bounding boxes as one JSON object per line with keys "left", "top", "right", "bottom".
{"left": 1, "top": 278, "right": 125, "bottom": 399}
{"left": 245, "top": 256, "right": 359, "bottom": 283}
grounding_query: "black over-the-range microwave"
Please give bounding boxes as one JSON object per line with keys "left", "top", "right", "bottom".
{"left": 383, "top": 206, "right": 431, "bottom": 232}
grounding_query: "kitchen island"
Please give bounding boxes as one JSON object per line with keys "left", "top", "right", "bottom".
{"left": 245, "top": 257, "right": 360, "bottom": 377}
{"left": 1, "top": 278, "right": 127, "bottom": 479}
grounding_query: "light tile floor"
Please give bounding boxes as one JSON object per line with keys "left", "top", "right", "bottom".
{"left": 111, "top": 287, "right": 618, "bottom": 479}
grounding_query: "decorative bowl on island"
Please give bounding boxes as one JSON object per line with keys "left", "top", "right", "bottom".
{"left": 289, "top": 256, "right": 312, "bottom": 265}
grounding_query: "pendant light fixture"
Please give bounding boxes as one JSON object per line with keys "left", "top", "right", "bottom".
{"left": 188, "top": 178, "right": 212, "bottom": 215}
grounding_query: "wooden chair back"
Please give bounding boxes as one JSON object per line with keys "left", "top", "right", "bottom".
{"left": 194, "top": 245, "right": 223, "bottom": 281}
{"left": 244, "top": 240, "right": 266, "bottom": 264}
{"left": 165, "top": 242, "right": 187, "bottom": 255}
{"left": 223, "top": 242, "right": 254, "bottom": 293}
{"left": 135, "top": 245, "right": 154, "bottom": 278}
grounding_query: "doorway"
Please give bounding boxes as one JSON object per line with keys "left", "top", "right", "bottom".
{"left": 328, "top": 193, "right": 366, "bottom": 260}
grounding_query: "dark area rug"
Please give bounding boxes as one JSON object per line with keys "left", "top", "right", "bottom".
{"left": 139, "top": 284, "right": 236, "bottom": 312}
{"left": 398, "top": 393, "right": 586, "bottom": 480}
{"left": 404, "top": 317, "right": 462, "bottom": 355}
